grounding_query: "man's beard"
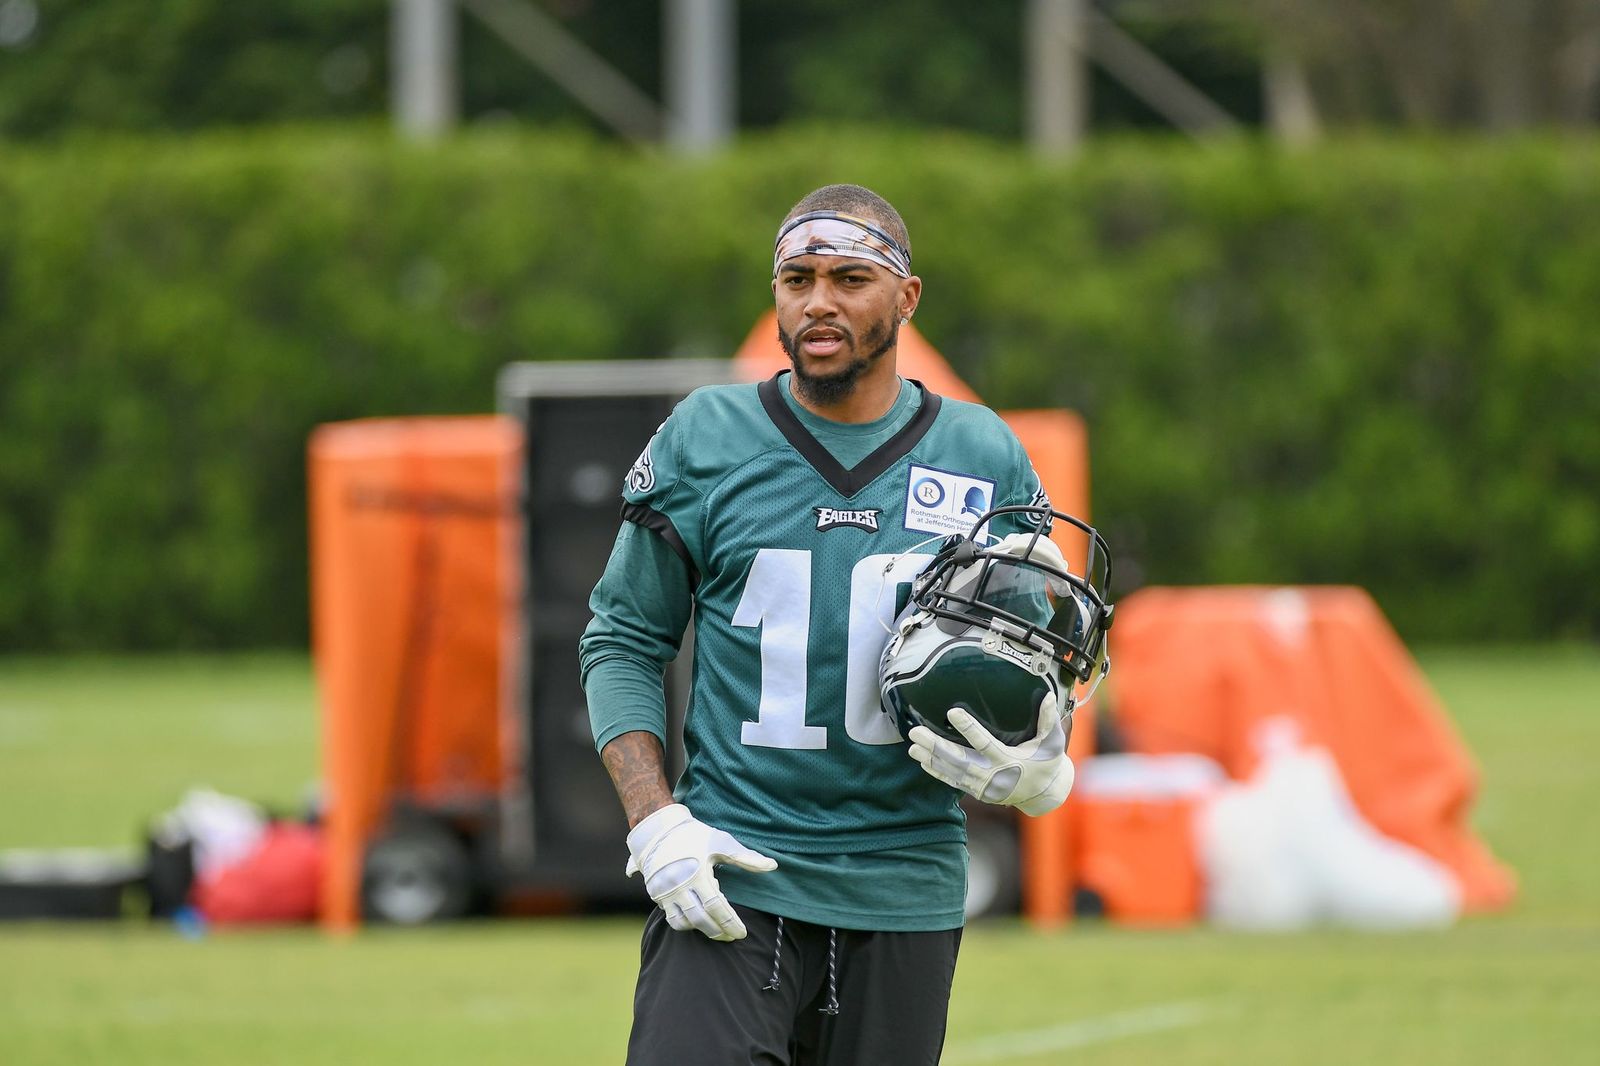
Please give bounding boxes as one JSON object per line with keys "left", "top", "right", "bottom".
{"left": 777, "top": 315, "right": 899, "bottom": 407}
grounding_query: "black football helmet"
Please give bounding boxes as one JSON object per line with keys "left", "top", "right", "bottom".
{"left": 879, "top": 505, "right": 1114, "bottom": 748}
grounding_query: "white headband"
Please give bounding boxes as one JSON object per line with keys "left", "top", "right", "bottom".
{"left": 773, "top": 211, "right": 912, "bottom": 279}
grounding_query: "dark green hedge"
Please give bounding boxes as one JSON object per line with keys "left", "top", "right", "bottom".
{"left": 2, "top": 126, "right": 1596, "bottom": 648}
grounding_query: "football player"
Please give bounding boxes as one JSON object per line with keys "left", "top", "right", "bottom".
{"left": 580, "top": 183, "right": 1108, "bottom": 1064}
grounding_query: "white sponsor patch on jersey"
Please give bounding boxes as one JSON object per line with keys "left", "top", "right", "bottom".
{"left": 903, "top": 464, "right": 997, "bottom": 537}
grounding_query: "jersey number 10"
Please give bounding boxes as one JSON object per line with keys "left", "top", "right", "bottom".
{"left": 732, "top": 548, "right": 933, "bottom": 751}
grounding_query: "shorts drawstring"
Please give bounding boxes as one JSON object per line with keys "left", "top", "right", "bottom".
{"left": 756, "top": 916, "right": 840, "bottom": 1016}
{"left": 819, "top": 927, "right": 840, "bottom": 1016}
{"left": 761, "top": 916, "right": 785, "bottom": 991}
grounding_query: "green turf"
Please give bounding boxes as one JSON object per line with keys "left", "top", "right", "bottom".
{"left": 0, "top": 646, "right": 1596, "bottom": 1064}
{"left": 0, "top": 654, "right": 318, "bottom": 849}
{"left": 0, "top": 918, "right": 1594, "bottom": 1064}
{"left": 1411, "top": 645, "right": 1600, "bottom": 926}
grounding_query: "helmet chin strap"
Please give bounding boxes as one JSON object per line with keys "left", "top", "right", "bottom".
{"left": 872, "top": 532, "right": 954, "bottom": 637}
{"left": 872, "top": 529, "right": 1006, "bottom": 637}
{"left": 1072, "top": 653, "right": 1110, "bottom": 709}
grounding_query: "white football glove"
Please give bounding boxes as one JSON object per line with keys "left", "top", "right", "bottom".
{"left": 907, "top": 692, "right": 1075, "bottom": 817}
{"left": 624, "top": 803, "right": 777, "bottom": 941}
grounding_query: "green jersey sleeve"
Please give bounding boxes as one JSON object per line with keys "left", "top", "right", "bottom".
{"left": 618, "top": 408, "right": 706, "bottom": 583}
{"left": 986, "top": 420, "right": 1052, "bottom": 538}
{"left": 580, "top": 407, "right": 705, "bottom": 752}
{"left": 580, "top": 521, "right": 693, "bottom": 751}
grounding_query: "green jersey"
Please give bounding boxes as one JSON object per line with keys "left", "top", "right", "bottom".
{"left": 582, "top": 372, "right": 1044, "bottom": 930}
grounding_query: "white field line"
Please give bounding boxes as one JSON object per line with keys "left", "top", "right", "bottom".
{"left": 943, "top": 999, "right": 1224, "bottom": 1063}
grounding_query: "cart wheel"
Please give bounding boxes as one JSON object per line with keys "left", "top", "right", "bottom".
{"left": 361, "top": 819, "right": 474, "bottom": 924}
{"left": 963, "top": 809, "right": 1021, "bottom": 919}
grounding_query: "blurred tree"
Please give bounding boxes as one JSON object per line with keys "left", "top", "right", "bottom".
{"left": 457, "top": 0, "right": 662, "bottom": 130}
{"left": 0, "top": 0, "right": 1258, "bottom": 140}
{"left": 0, "top": 2, "right": 1592, "bottom": 140}
{"left": 0, "top": 0, "right": 389, "bottom": 137}
{"left": 739, "top": 2, "right": 1026, "bottom": 135}
{"left": 1184, "top": 0, "right": 1600, "bottom": 129}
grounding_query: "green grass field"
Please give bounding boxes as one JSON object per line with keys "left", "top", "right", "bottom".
{"left": 1, "top": 647, "right": 1597, "bottom": 1064}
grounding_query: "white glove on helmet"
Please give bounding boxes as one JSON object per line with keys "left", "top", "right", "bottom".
{"left": 907, "top": 692, "right": 1076, "bottom": 817}
{"left": 993, "top": 530, "right": 1068, "bottom": 571}
{"left": 624, "top": 803, "right": 777, "bottom": 941}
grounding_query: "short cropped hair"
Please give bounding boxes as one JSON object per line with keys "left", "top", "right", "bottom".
{"left": 783, "top": 184, "right": 912, "bottom": 263}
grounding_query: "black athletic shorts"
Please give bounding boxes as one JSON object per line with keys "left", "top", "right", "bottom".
{"left": 626, "top": 903, "right": 963, "bottom": 1066}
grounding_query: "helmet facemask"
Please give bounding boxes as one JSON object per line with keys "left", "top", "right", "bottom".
{"left": 880, "top": 506, "right": 1114, "bottom": 747}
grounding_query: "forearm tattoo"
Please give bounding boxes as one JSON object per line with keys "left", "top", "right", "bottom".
{"left": 600, "top": 731, "right": 676, "bottom": 829}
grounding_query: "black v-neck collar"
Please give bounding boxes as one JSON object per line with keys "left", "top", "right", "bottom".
{"left": 758, "top": 372, "right": 943, "bottom": 498}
